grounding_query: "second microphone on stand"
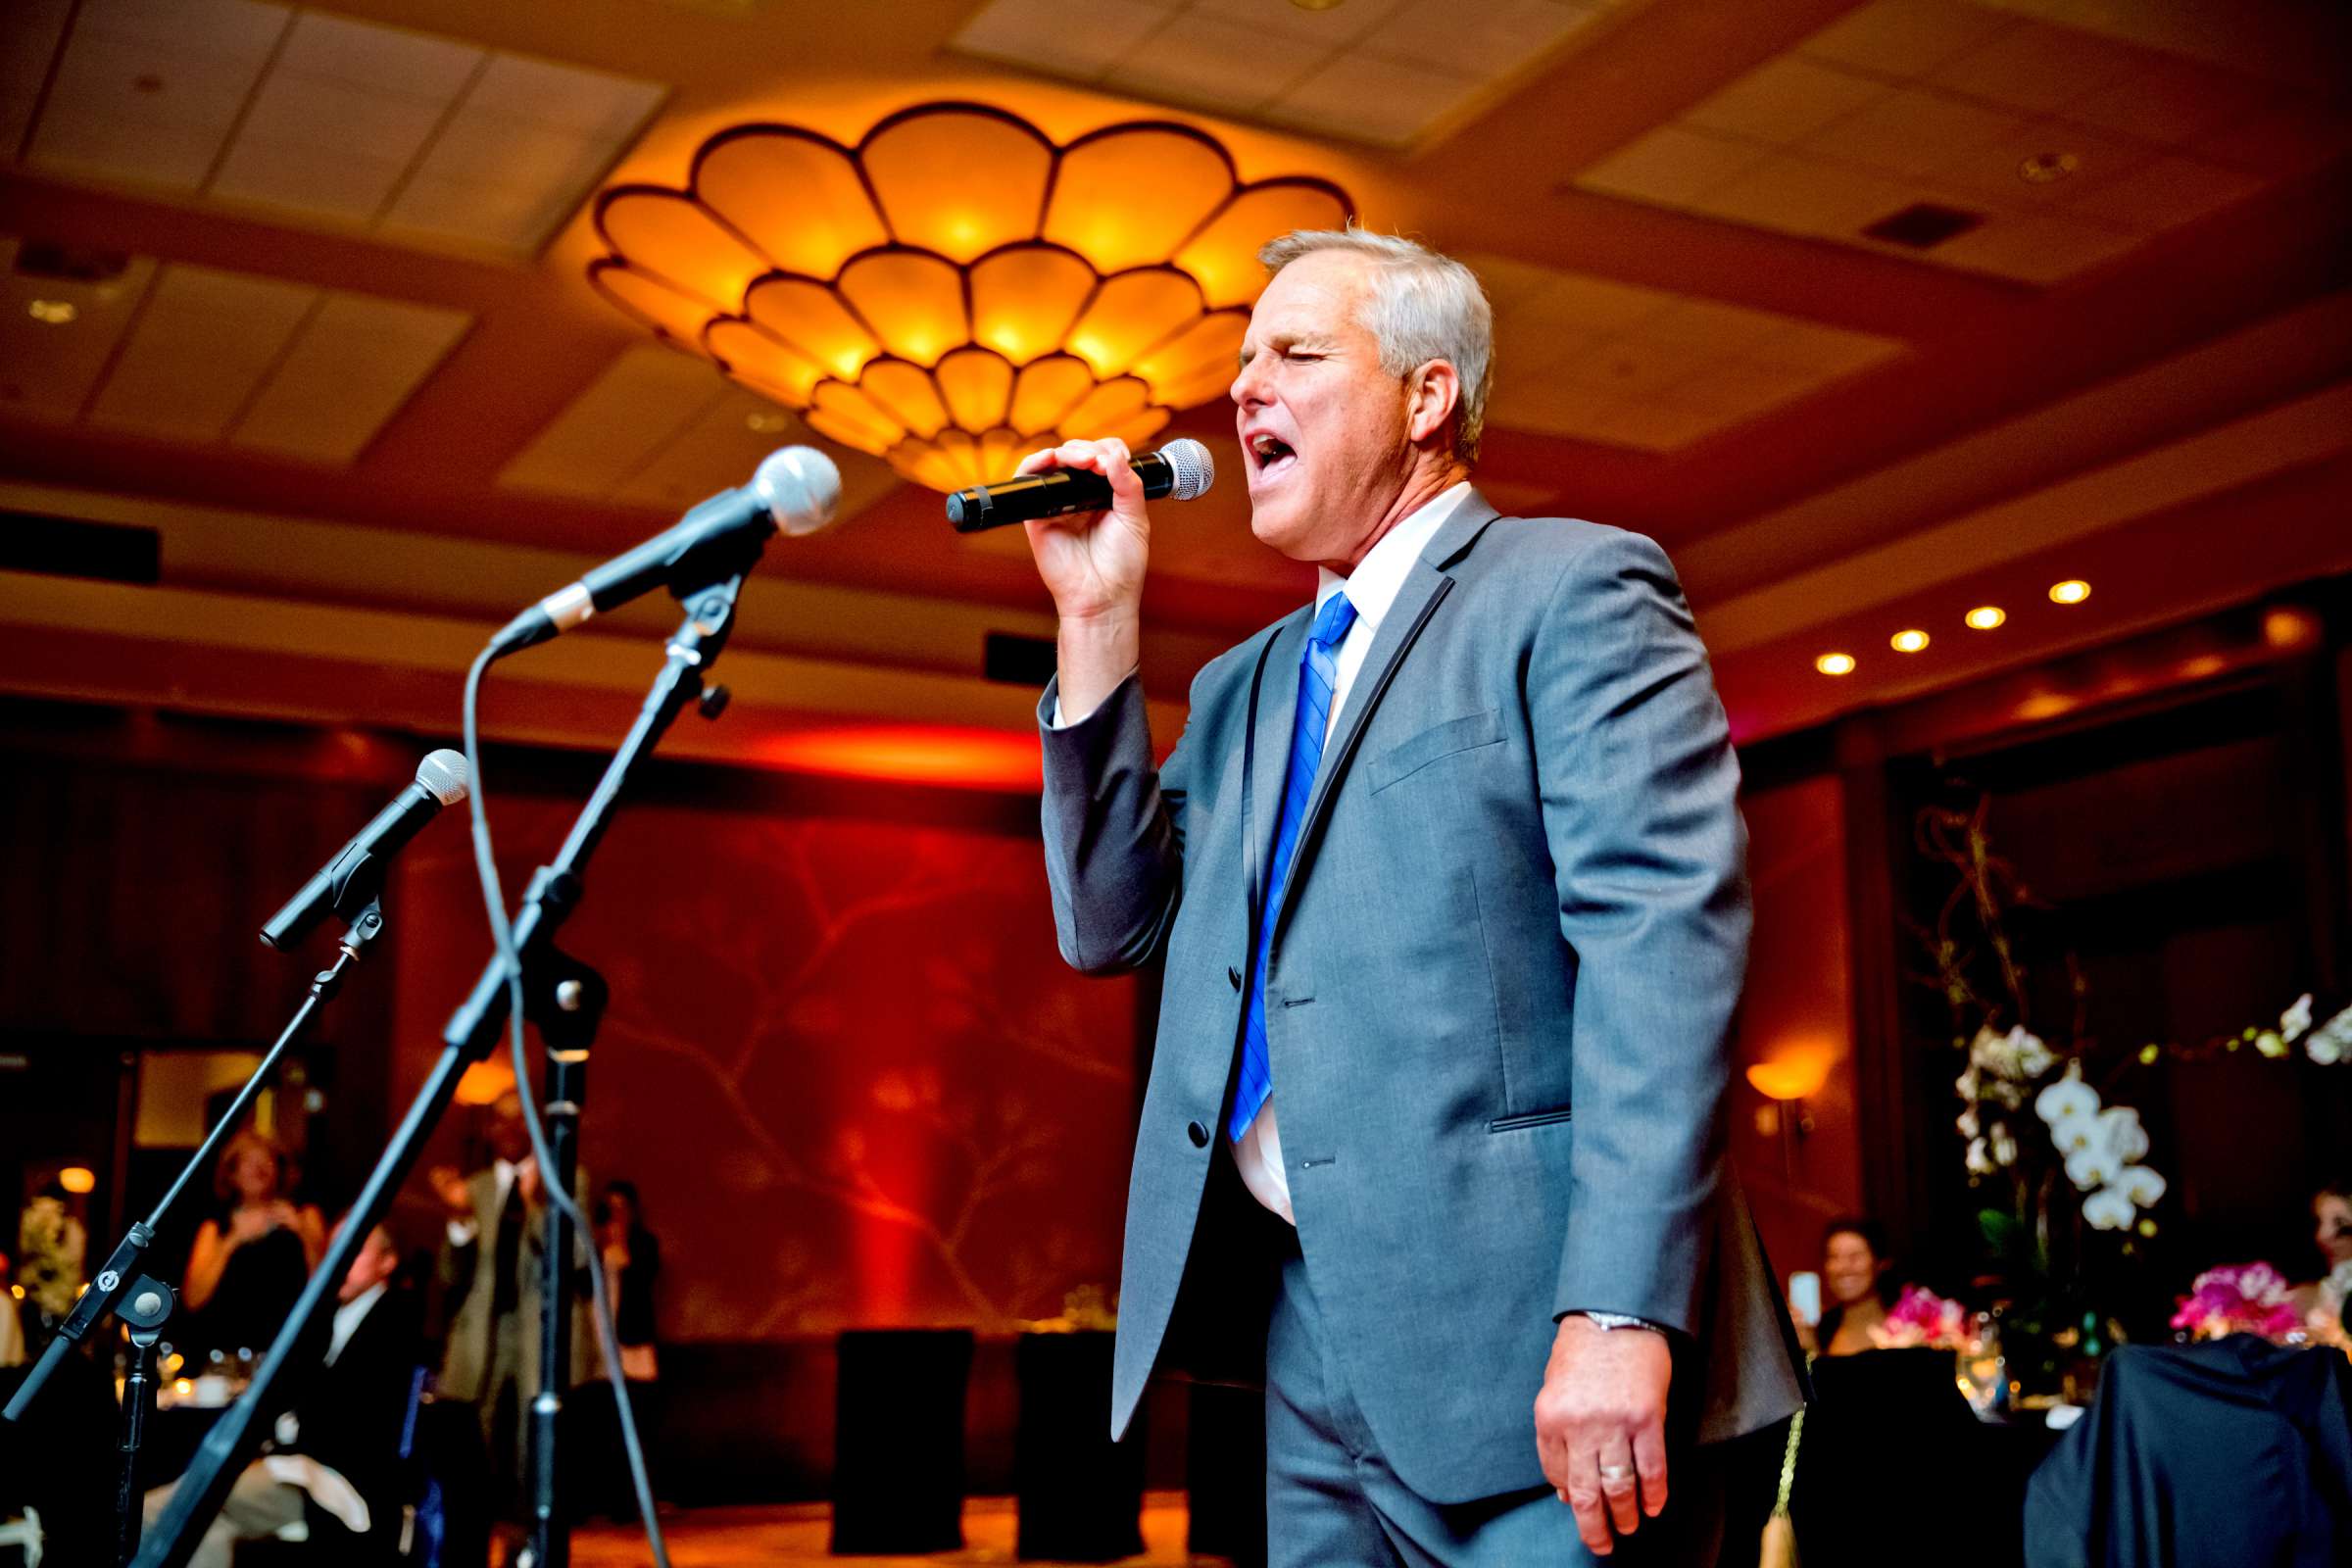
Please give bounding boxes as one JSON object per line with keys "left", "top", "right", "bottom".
{"left": 945, "top": 438, "right": 1215, "bottom": 532}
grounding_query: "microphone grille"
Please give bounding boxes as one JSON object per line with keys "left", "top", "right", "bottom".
{"left": 756, "top": 445, "right": 844, "bottom": 537}
{"left": 1160, "top": 438, "right": 1214, "bottom": 501}
{"left": 416, "top": 749, "right": 469, "bottom": 806}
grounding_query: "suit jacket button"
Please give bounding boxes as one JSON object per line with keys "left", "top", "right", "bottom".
{"left": 1186, "top": 1120, "right": 1209, "bottom": 1148}
{"left": 1227, "top": 966, "right": 1242, "bottom": 991}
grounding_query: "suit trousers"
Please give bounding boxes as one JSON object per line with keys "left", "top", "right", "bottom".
{"left": 1264, "top": 1237, "right": 1725, "bottom": 1568}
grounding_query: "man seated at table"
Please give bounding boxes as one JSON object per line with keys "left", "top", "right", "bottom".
{"left": 142, "top": 1219, "right": 420, "bottom": 1568}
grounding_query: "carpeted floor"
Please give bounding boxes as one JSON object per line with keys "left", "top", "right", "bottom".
{"left": 569, "top": 1494, "right": 1219, "bottom": 1566}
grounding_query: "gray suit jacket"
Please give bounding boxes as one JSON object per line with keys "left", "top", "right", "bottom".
{"left": 435, "top": 1166, "right": 598, "bottom": 1401}
{"left": 1039, "top": 495, "right": 1805, "bottom": 1505}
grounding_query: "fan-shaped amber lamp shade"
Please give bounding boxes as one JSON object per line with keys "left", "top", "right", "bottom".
{"left": 1745, "top": 1053, "right": 1835, "bottom": 1103}
{"left": 589, "top": 105, "right": 1350, "bottom": 492}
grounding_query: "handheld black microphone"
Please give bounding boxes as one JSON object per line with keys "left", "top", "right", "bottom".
{"left": 945, "top": 438, "right": 1215, "bottom": 532}
{"left": 260, "top": 751, "right": 469, "bottom": 951}
{"left": 489, "top": 445, "right": 843, "bottom": 656}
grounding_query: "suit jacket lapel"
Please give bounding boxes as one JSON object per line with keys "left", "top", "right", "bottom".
{"left": 1248, "top": 610, "right": 1308, "bottom": 913}
{"left": 1269, "top": 492, "right": 1502, "bottom": 946}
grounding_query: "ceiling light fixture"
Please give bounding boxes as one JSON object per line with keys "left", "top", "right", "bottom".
{"left": 1966, "top": 606, "right": 2007, "bottom": 630}
{"left": 588, "top": 103, "right": 1350, "bottom": 492}
{"left": 1815, "top": 652, "right": 1856, "bottom": 676}
{"left": 1890, "top": 629, "right": 1929, "bottom": 653}
{"left": 2048, "top": 579, "right": 2090, "bottom": 605}
{"left": 2018, "top": 152, "right": 2080, "bottom": 185}
{"left": 26, "top": 299, "right": 77, "bottom": 324}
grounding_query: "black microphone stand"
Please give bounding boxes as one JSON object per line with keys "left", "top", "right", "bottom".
{"left": 5, "top": 893, "right": 388, "bottom": 1568}
{"left": 134, "top": 568, "right": 752, "bottom": 1568}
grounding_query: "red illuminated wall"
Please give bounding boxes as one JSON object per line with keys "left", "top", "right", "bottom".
{"left": 385, "top": 785, "right": 1139, "bottom": 1339}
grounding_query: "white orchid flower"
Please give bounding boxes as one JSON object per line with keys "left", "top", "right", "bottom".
{"left": 2097, "top": 1105, "right": 2149, "bottom": 1164}
{"left": 2308, "top": 1004, "right": 2352, "bottom": 1066}
{"left": 2082, "top": 1187, "right": 2135, "bottom": 1231}
{"left": 2255, "top": 1030, "right": 2287, "bottom": 1059}
{"left": 1956, "top": 1106, "right": 1980, "bottom": 1140}
{"left": 2008, "top": 1025, "right": 2055, "bottom": 1078}
{"left": 1955, "top": 1065, "right": 1982, "bottom": 1101}
{"left": 2281, "top": 994, "right": 2314, "bottom": 1044}
{"left": 2050, "top": 1116, "right": 2098, "bottom": 1153}
{"left": 1988, "top": 1122, "right": 2018, "bottom": 1167}
{"left": 2116, "top": 1165, "right": 2166, "bottom": 1207}
{"left": 1988, "top": 1079, "right": 2026, "bottom": 1110}
{"left": 1969, "top": 1025, "right": 2010, "bottom": 1074}
{"left": 2036, "top": 1069, "right": 2099, "bottom": 1126}
{"left": 1967, "top": 1137, "right": 1996, "bottom": 1175}
{"left": 2067, "top": 1145, "right": 2120, "bottom": 1191}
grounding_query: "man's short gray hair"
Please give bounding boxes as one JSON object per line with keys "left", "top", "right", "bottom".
{"left": 1257, "top": 227, "right": 1494, "bottom": 466}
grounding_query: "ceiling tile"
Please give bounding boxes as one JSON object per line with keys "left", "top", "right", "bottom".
{"left": 32, "top": 31, "right": 267, "bottom": 191}
{"left": 1590, "top": 399, "right": 1729, "bottom": 451}
{"left": 1578, "top": 124, "right": 1775, "bottom": 206}
{"left": 1501, "top": 270, "right": 1674, "bottom": 337}
{"left": 1363, "top": 0, "right": 1605, "bottom": 79}
{"left": 1651, "top": 358, "right": 1829, "bottom": 419}
{"left": 2068, "top": 55, "right": 2268, "bottom": 146}
{"left": 1642, "top": 299, "right": 1789, "bottom": 357}
{"left": 1266, "top": 48, "right": 1480, "bottom": 146}
{"left": 464, "top": 54, "right": 663, "bottom": 141}
{"left": 500, "top": 345, "right": 727, "bottom": 498}
{"left": 1797, "top": 0, "right": 2016, "bottom": 81}
{"left": 230, "top": 292, "right": 470, "bottom": 463}
{"left": 613, "top": 389, "right": 833, "bottom": 512}
{"left": 951, "top": 0, "right": 1176, "bottom": 79}
{"left": 1106, "top": 13, "right": 1322, "bottom": 114}
{"left": 0, "top": 0, "right": 74, "bottom": 160}
{"left": 1799, "top": 85, "right": 2025, "bottom": 180}
{"left": 211, "top": 140, "right": 409, "bottom": 222}
{"left": 1685, "top": 56, "right": 1890, "bottom": 148}
{"left": 1551, "top": 334, "right": 1715, "bottom": 399}
{"left": 1748, "top": 318, "right": 1904, "bottom": 376}
{"left": 74, "top": 0, "right": 289, "bottom": 66}
{"left": 2203, "top": 97, "right": 2352, "bottom": 179}
{"left": 1685, "top": 153, "right": 1916, "bottom": 239}
{"left": 87, "top": 264, "right": 318, "bottom": 442}
{"left": 1929, "top": 115, "right": 2161, "bottom": 210}
{"left": 2064, "top": 154, "right": 2265, "bottom": 231}
{"left": 0, "top": 238, "right": 158, "bottom": 422}
{"left": 273, "top": 11, "right": 483, "bottom": 99}
{"left": 1928, "top": 19, "right": 2145, "bottom": 115}
{"left": 379, "top": 172, "right": 582, "bottom": 253}
{"left": 1484, "top": 376, "right": 1633, "bottom": 440}
{"left": 231, "top": 72, "right": 449, "bottom": 166}
{"left": 1187, "top": 0, "right": 1406, "bottom": 47}
{"left": 1929, "top": 207, "right": 2140, "bottom": 282}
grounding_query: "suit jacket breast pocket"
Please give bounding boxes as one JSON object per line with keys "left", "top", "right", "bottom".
{"left": 1367, "top": 708, "right": 1504, "bottom": 794}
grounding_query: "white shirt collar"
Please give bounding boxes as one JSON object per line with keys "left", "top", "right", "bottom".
{"left": 326, "top": 1282, "right": 385, "bottom": 1366}
{"left": 1314, "top": 481, "right": 1473, "bottom": 631}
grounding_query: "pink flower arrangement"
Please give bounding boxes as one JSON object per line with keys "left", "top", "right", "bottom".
{"left": 1870, "top": 1285, "right": 1976, "bottom": 1350}
{"left": 2170, "top": 1262, "right": 2303, "bottom": 1343}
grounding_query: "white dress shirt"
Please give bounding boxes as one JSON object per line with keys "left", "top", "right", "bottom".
{"left": 445, "top": 1157, "right": 518, "bottom": 1246}
{"left": 1234, "top": 481, "right": 1471, "bottom": 1222}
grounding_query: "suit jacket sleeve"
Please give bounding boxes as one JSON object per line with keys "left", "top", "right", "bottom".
{"left": 1037, "top": 671, "right": 1193, "bottom": 975}
{"left": 1533, "top": 528, "right": 1749, "bottom": 1337}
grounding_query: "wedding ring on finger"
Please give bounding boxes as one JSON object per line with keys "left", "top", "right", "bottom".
{"left": 1598, "top": 1463, "right": 1633, "bottom": 1488}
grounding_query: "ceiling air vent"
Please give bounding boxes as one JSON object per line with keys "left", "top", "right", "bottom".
{"left": 1862, "top": 203, "right": 1985, "bottom": 250}
{"left": 0, "top": 514, "right": 161, "bottom": 584}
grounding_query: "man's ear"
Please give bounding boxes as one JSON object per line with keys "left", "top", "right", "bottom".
{"left": 1406, "top": 359, "right": 1462, "bottom": 447}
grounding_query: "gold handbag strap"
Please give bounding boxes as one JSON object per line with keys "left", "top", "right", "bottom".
{"left": 1773, "top": 1357, "right": 1815, "bottom": 1519}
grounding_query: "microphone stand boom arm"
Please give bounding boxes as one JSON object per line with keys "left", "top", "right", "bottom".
{"left": 134, "top": 568, "right": 753, "bottom": 1568}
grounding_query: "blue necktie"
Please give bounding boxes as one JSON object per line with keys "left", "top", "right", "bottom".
{"left": 1229, "top": 591, "right": 1358, "bottom": 1144}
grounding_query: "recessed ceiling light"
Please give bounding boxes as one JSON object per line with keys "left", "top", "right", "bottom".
{"left": 1815, "top": 652, "right": 1856, "bottom": 676}
{"left": 26, "top": 299, "right": 77, "bottom": 324}
{"left": 2019, "top": 152, "right": 2080, "bottom": 184}
{"left": 2048, "top": 579, "right": 2090, "bottom": 605}
{"left": 1966, "top": 606, "right": 2007, "bottom": 630}
{"left": 1890, "top": 629, "right": 1930, "bottom": 653}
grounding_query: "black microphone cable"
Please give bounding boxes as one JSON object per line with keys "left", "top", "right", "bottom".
{"left": 462, "top": 648, "right": 671, "bottom": 1568}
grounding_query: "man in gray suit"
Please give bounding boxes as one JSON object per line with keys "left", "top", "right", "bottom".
{"left": 1023, "top": 229, "right": 1803, "bottom": 1563}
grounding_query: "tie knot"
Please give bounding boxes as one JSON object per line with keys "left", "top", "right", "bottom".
{"left": 1310, "top": 592, "right": 1357, "bottom": 651}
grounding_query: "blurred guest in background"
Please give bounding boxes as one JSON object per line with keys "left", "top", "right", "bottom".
{"left": 596, "top": 1180, "right": 661, "bottom": 1388}
{"left": 0, "top": 1249, "right": 22, "bottom": 1367}
{"left": 2288, "top": 1178, "right": 2352, "bottom": 1326}
{"left": 590, "top": 1179, "right": 663, "bottom": 1519}
{"left": 143, "top": 1219, "right": 418, "bottom": 1568}
{"left": 184, "top": 1131, "right": 325, "bottom": 1365}
{"left": 430, "top": 1089, "right": 597, "bottom": 1515}
{"left": 1799, "top": 1218, "right": 1899, "bottom": 1357}
{"left": 16, "top": 1181, "right": 87, "bottom": 1353}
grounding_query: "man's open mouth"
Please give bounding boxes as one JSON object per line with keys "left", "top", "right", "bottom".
{"left": 1249, "top": 433, "right": 1298, "bottom": 479}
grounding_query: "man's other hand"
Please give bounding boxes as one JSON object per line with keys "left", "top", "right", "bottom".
{"left": 1534, "top": 1314, "right": 1671, "bottom": 1556}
